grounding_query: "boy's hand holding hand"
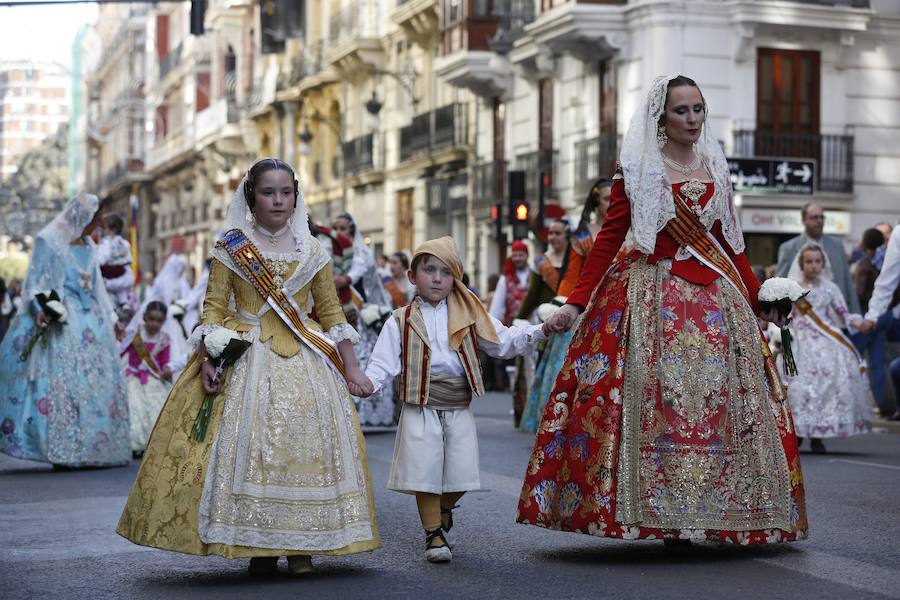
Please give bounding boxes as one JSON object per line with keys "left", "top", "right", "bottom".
{"left": 544, "top": 304, "right": 581, "bottom": 334}
{"left": 346, "top": 366, "right": 374, "bottom": 397}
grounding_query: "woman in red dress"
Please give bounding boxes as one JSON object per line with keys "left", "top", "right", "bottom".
{"left": 516, "top": 75, "right": 808, "bottom": 545}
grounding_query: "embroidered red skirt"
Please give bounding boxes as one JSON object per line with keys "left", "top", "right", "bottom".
{"left": 517, "top": 253, "right": 808, "bottom": 544}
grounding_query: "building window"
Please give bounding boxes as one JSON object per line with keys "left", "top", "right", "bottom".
{"left": 756, "top": 47, "right": 820, "bottom": 160}
{"left": 757, "top": 48, "right": 820, "bottom": 134}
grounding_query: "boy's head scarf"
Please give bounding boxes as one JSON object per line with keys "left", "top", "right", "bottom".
{"left": 412, "top": 236, "right": 500, "bottom": 350}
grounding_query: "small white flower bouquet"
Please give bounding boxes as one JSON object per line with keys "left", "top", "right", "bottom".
{"left": 191, "top": 327, "right": 252, "bottom": 441}
{"left": 19, "top": 290, "right": 68, "bottom": 362}
{"left": 360, "top": 304, "right": 392, "bottom": 330}
{"left": 536, "top": 296, "right": 568, "bottom": 324}
{"left": 758, "top": 277, "right": 809, "bottom": 377}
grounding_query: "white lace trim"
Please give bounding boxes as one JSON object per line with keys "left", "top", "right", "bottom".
{"left": 621, "top": 75, "right": 745, "bottom": 256}
{"left": 260, "top": 250, "right": 301, "bottom": 260}
{"left": 326, "top": 323, "right": 360, "bottom": 345}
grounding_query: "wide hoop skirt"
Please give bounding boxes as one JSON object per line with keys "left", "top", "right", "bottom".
{"left": 517, "top": 253, "right": 808, "bottom": 544}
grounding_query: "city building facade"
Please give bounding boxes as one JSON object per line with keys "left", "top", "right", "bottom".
{"left": 0, "top": 60, "right": 70, "bottom": 183}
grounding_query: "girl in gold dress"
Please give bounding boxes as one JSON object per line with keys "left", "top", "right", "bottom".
{"left": 117, "top": 158, "right": 380, "bottom": 575}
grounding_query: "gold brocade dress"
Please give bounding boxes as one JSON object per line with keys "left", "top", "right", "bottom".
{"left": 117, "top": 258, "right": 380, "bottom": 557}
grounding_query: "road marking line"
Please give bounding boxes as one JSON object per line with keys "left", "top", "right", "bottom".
{"left": 829, "top": 458, "right": 900, "bottom": 471}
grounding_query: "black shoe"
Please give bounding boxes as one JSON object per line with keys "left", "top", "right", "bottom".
{"left": 887, "top": 411, "right": 900, "bottom": 422}
{"left": 664, "top": 538, "right": 692, "bottom": 548}
{"left": 810, "top": 438, "right": 827, "bottom": 454}
{"left": 796, "top": 436, "right": 804, "bottom": 448}
{"left": 424, "top": 528, "right": 452, "bottom": 563}
{"left": 132, "top": 450, "right": 144, "bottom": 460}
{"left": 440, "top": 505, "right": 457, "bottom": 532}
{"left": 248, "top": 556, "right": 278, "bottom": 576}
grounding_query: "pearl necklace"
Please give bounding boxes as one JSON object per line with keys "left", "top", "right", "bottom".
{"left": 255, "top": 223, "right": 290, "bottom": 245}
{"left": 662, "top": 153, "right": 701, "bottom": 177}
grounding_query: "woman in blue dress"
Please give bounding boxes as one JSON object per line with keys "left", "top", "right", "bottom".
{"left": 0, "top": 192, "right": 130, "bottom": 468}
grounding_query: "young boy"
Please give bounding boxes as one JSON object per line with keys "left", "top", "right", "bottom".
{"left": 98, "top": 213, "right": 135, "bottom": 309}
{"left": 364, "top": 237, "right": 549, "bottom": 563}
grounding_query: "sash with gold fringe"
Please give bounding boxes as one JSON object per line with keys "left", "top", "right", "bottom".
{"left": 795, "top": 297, "right": 865, "bottom": 372}
{"left": 131, "top": 333, "right": 162, "bottom": 379}
{"left": 218, "top": 229, "right": 346, "bottom": 380}
{"left": 663, "top": 194, "right": 789, "bottom": 415}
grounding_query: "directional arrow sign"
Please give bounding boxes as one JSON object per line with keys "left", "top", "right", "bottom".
{"left": 728, "top": 157, "right": 816, "bottom": 195}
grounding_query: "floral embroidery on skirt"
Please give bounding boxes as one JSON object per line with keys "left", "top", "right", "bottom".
{"left": 517, "top": 253, "right": 808, "bottom": 544}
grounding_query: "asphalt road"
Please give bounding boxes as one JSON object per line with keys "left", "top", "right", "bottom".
{"left": 1, "top": 393, "right": 899, "bottom": 600}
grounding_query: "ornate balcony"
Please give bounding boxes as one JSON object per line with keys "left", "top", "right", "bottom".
{"left": 392, "top": 0, "right": 439, "bottom": 48}
{"left": 732, "top": 129, "right": 854, "bottom": 193}
{"left": 522, "top": 1, "right": 626, "bottom": 63}
{"left": 399, "top": 104, "right": 468, "bottom": 163}
{"left": 342, "top": 132, "right": 385, "bottom": 186}
{"left": 326, "top": 6, "right": 385, "bottom": 78}
{"left": 435, "top": 1, "right": 528, "bottom": 97}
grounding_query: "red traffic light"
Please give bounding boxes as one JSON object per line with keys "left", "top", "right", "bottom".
{"left": 514, "top": 202, "right": 529, "bottom": 221}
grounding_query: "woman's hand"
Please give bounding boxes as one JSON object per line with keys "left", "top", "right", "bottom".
{"left": 333, "top": 274, "right": 351, "bottom": 290}
{"left": 161, "top": 367, "right": 173, "bottom": 382}
{"left": 346, "top": 366, "right": 374, "bottom": 397}
{"left": 35, "top": 311, "right": 49, "bottom": 329}
{"left": 544, "top": 304, "right": 582, "bottom": 334}
{"left": 114, "top": 321, "right": 126, "bottom": 341}
{"left": 201, "top": 359, "right": 223, "bottom": 394}
{"left": 759, "top": 307, "right": 789, "bottom": 328}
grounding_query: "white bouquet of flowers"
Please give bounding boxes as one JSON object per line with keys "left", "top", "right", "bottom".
{"left": 19, "top": 290, "right": 68, "bottom": 361}
{"left": 536, "top": 296, "right": 567, "bottom": 324}
{"left": 192, "top": 327, "right": 252, "bottom": 441}
{"left": 758, "top": 277, "right": 809, "bottom": 376}
{"left": 360, "top": 304, "right": 392, "bottom": 330}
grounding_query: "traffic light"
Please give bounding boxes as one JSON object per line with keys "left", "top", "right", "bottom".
{"left": 491, "top": 203, "right": 504, "bottom": 242}
{"left": 507, "top": 170, "right": 529, "bottom": 240}
{"left": 190, "top": 0, "right": 205, "bottom": 35}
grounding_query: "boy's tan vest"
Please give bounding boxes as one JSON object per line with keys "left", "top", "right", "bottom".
{"left": 394, "top": 298, "right": 485, "bottom": 407}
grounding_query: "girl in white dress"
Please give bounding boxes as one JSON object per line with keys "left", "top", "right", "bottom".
{"left": 786, "top": 243, "right": 871, "bottom": 453}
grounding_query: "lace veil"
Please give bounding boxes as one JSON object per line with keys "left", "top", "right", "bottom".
{"left": 621, "top": 75, "right": 744, "bottom": 255}
{"left": 21, "top": 193, "right": 109, "bottom": 307}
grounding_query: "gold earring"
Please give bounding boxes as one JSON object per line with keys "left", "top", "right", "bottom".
{"left": 657, "top": 125, "right": 668, "bottom": 149}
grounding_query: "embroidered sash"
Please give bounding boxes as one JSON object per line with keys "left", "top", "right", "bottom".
{"left": 534, "top": 254, "right": 560, "bottom": 293}
{"left": 664, "top": 195, "right": 788, "bottom": 409}
{"left": 218, "top": 229, "right": 346, "bottom": 380}
{"left": 572, "top": 225, "right": 594, "bottom": 257}
{"left": 131, "top": 333, "right": 162, "bottom": 378}
{"left": 794, "top": 297, "right": 865, "bottom": 370}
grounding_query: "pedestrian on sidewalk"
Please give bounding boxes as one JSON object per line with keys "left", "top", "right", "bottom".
{"left": 116, "top": 158, "right": 380, "bottom": 576}
{"left": 362, "top": 236, "right": 549, "bottom": 562}
{"left": 518, "top": 75, "right": 808, "bottom": 546}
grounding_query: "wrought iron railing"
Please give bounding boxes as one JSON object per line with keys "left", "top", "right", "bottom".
{"left": 474, "top": 159, "right": 507, "bottom": 210}
{"left": 574, "top": 133, "right": 619, "bottom": 197}
{"left": 732, "top": 129, "right": 854, "bottom": 193}
{"left": 399, "top": 104, "right": 467, "bottom": 162}
{"left": 342, "top": 133, "right": 375, "bottom": 176}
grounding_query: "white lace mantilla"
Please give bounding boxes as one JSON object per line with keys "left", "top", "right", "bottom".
{"left": 621, "top": 75, "right": 744, "bottom": 256}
